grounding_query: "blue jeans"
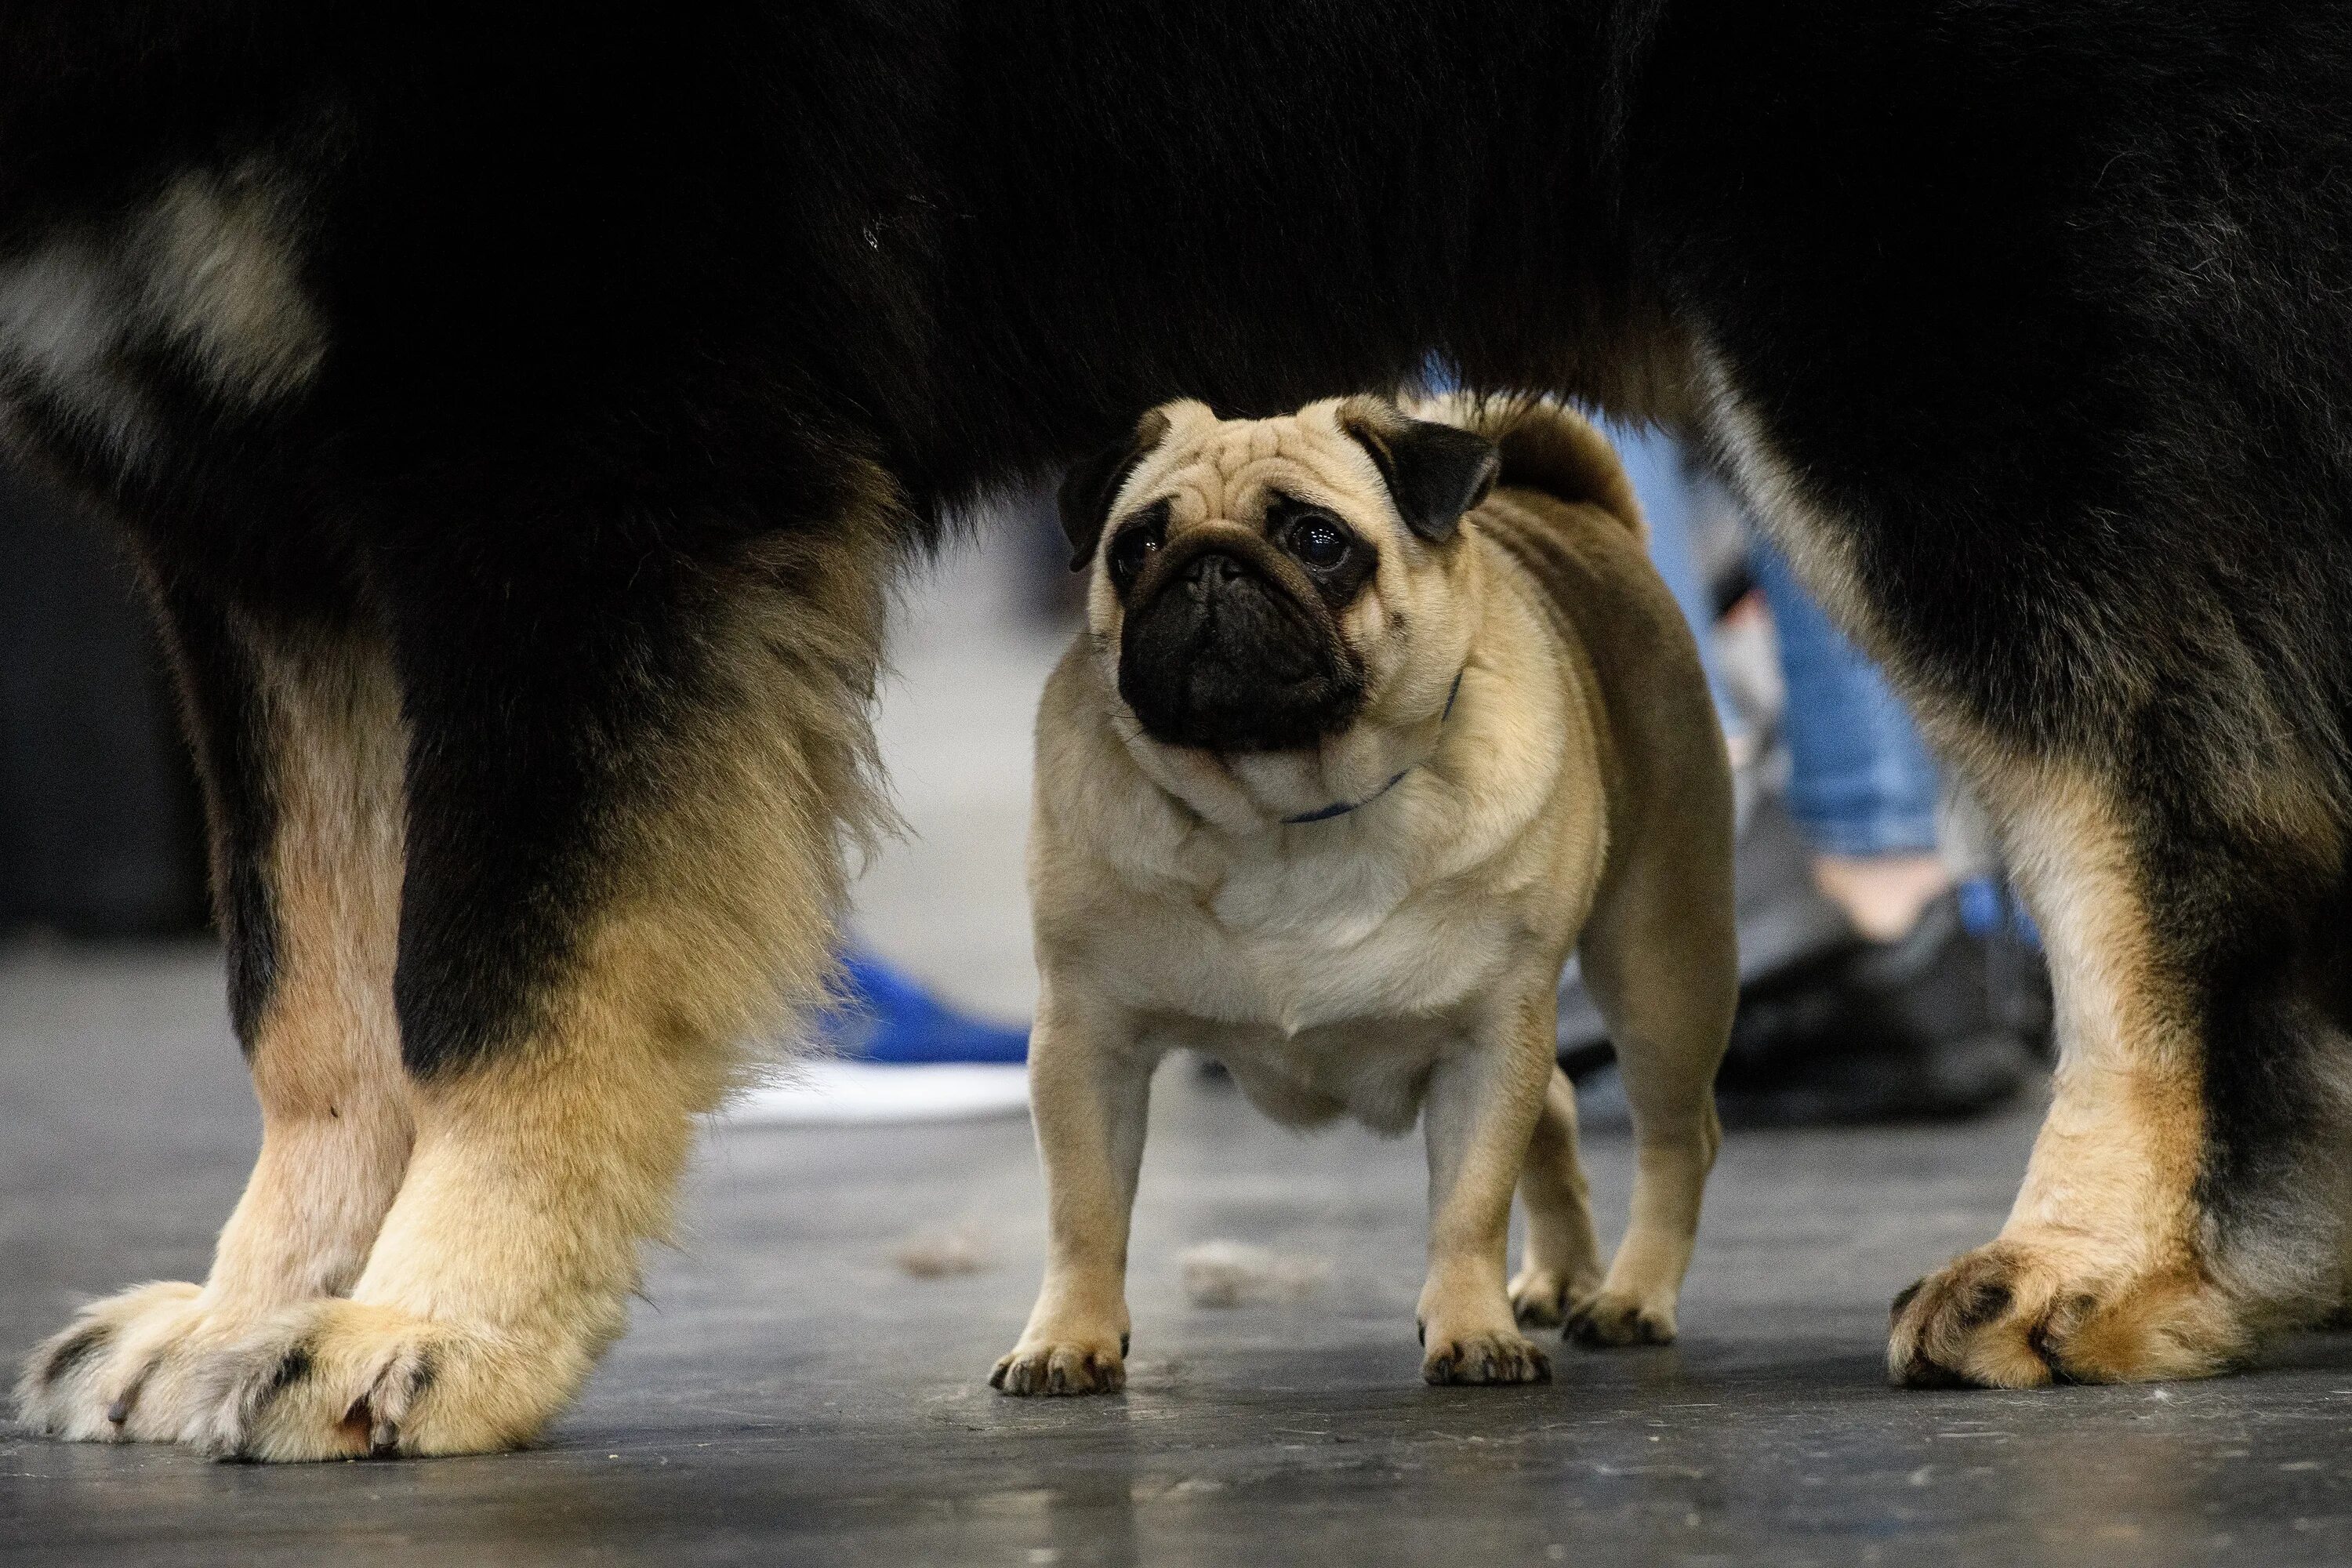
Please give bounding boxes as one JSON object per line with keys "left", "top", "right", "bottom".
{"left": 1609, "top": 425, "right": 1941, "bottom": 858}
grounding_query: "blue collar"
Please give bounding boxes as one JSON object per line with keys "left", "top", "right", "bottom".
{"left": 1280, "top": 670, "right": 1464, "bottom": 826}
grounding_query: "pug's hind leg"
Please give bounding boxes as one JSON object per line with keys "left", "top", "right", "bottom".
{"left": 1568, "top": 813, "right": 1737, "bottom": 1348}
{"left": 1508, "top": 1067, "right": 1606, "bottom": 1329}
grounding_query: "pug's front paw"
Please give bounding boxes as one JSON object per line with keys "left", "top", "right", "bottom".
{"left": 1419, "top": 1321, "right": 1552, "bottom": 1385}
{"left": 989, "top": 1329, "right": 1129, "bottom": 1397}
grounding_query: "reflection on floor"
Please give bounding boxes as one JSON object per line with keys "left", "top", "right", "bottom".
{"left": 9, "top": 945, "right": 2352, "bottom": 1566}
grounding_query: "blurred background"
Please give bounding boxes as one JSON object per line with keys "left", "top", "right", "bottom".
{"left": 0, "top": 469, "right": 205, "bottom": 942}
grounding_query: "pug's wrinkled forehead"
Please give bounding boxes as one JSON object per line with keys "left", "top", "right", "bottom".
{"left": 1058, "top": 396, "right": 1501, "bottom": 583}
{"left": 1127, "top": 400, "right": 1381, "bottom": 529}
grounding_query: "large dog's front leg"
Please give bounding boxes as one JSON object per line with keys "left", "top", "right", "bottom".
{"left": 18, "top": 591, "right": 413, "bottom": 1446}
{"left": 169, "top": 528, "right": 891, "bottom": 1460}
{"left": 184, "top": 1004, "right": 713, "bottom": 1459}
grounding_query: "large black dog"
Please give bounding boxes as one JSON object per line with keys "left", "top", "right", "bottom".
{"left": 10, "top": 4, "right": 2352, "bottom": 1457}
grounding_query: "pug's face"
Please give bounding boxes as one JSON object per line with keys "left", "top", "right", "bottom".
{"left": 1060, "top": 397, "right": 1499, "bottom": 755}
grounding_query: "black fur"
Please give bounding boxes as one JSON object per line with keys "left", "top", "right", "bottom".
{"left": 1059, "top": 410, "right": 1173, "bottom": 572}
{"left": 34, "top": 1325, "right": 111, "bottom": 1388}
{"left": 1339, "top": 411, "right": 1501, "bottom": 544}
{"left": 1628, "top": 0, "right": 2352, "bottom": 1295}
{"left": 1117, "top": 530, "right": 1366, "bottom": 753}
{"left": 2, "top": 2, "right": 2349, "bottom": 1330}
{"left": 147, "top": 577, "right": 284, "bottom": 1050}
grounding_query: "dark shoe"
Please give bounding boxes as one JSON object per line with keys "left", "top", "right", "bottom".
{"left": 1710, "top": 891, "right": 2038, "bottom": 1126}
{"left": 1558, "top": 789, "right": 2049, "bottom": 1125}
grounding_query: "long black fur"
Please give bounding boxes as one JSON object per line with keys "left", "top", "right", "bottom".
{"left": 4, "top": 2, "right": 2350, "bottom": 1343}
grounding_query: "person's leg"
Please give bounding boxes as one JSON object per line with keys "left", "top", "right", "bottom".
{"left": 1605, "top": 423, "right": 1746, "bottom": 746}
{"left": 1748, "top": 537, "right": 1950, "bottom": 940}
{"left": 1566, "top": 433, "right": 2038, "bottom": 1123}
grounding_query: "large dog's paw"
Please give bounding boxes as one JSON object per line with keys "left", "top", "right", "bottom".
{"left": 990, "top": 1330, "right": 1129, "bottom": 1397}
{"left": 181, "top": 1300, "right": 568, "bottom": 1461}
{"left": 1564, "top": 1287, "right": 1678, "bottom": 1348}
{"left": 1888, "top": 1240, "right": 2246, "bottom": 1388}
{"left": 16, "top": 1282, "right": 267, "bottom": 1445}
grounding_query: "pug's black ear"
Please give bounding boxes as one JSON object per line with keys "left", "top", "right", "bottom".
{"left": 1339, "top": 399, "right": 1500, "bottom": 544}
{"left": 1058, "top": 408, "right": 1173, "bottom": 571}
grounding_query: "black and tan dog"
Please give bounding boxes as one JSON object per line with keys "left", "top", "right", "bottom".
{"left": 994, "top": 397, "right": 1730, "bottom": 1396}
{"left": 10, "top": 5, "right": 2352, "bottom": 1457}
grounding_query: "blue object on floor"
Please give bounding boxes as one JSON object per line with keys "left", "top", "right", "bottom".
{"left": 818, "top": 951, "right": 1031, "bottom": 1064}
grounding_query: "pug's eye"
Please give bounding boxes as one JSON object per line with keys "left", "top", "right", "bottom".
{"left": 1107, "top": 515, "right": 1165, "bottom": 590}
{"left": 1282, "top": 514, "right": 1352, "bottom": 571}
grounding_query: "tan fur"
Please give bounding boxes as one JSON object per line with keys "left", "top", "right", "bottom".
{"left": 995, "top": 397, "right": 1735, "bottom": 1395}
{"left": 0, "top": 158, "right": 324, "bottom": 474}
{"left": 20, "top": 500, "right": 898, "bottom": 1458}
{"left": 141, "top": 164, "right": 328, "bottom": 406}
{"left": 17, "top": 624, "right": 413, "bottom": 1444}
{"left": 1503, "top": 1069, "right": 1607, "bottom": 1324}
{"left": 1889, "top": 760, "right": 2251, "bottom": 1385}
{"left": 1472, "top": 474, "right": 1733, "bottom": 1347}
{"left": 1697, "top": 349, "right": 2267, "bottom": 1386}
{"left": 183, "top": 513, "right": 896, "bottom": 1460}
{"left": 1691, "top": 341, "right": 2300, "bottom": 1387}
{"left": 1419, "top": 393, "right": 1648, "bottom": 544}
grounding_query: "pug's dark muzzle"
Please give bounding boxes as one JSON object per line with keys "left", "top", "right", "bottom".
{"left": 1117, "top": 529, "right": 1364, "bottom": 753}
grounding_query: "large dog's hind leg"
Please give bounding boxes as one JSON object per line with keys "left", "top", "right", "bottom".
{"left": 17, "top": 587, "right": 412, "bottom": 1443}
{"left": 1695, "top": 347, "right": 2352, "bottom": 1386}
{"left": 176, "top": 523, "right": 891, "bottom": 1460}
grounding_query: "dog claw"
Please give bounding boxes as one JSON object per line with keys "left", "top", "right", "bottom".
{"left": 989, "top": 1340, "right": 1127, "bottom": 1396}
{"left": 105, "top": 1352, "right": 164, "bottom": 1428}
{"left": 1421, "top": 1327, "right": 1552, "bottom": 1385}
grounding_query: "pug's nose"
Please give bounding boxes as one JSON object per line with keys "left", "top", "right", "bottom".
{"left": 1182, "top": 552, "right": 1244, "bottom": 596}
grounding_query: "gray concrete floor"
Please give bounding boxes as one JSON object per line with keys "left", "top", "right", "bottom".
{"left": 9, "top": 542, "right": 2352, "bottom": 1564}
{"left": 9, "top": 942, "right": 2352, "bottom": 1566}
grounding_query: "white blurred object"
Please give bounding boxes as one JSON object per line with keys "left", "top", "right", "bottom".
{"left": 729, "top": 1061, "right": 1030, "bottom": 1126}
{"left": 1178, "top": 1240, "right": 1331, "bottom": 1308}
{"left": 894, "top": 1224, "right": 993, "bottom": 1277}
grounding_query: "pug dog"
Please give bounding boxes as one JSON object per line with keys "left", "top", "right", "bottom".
{"left": 992, "top": 395, "right": 1735, "bottom": 1396}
